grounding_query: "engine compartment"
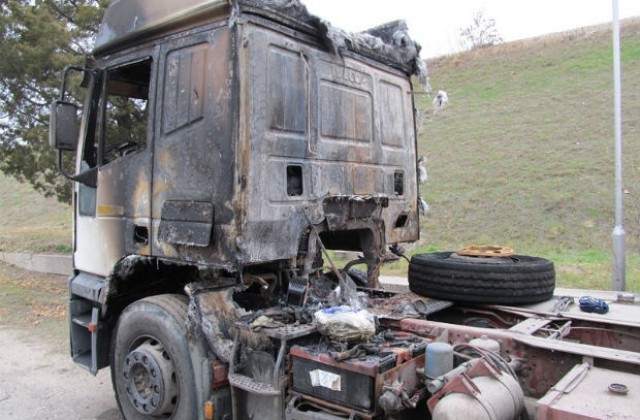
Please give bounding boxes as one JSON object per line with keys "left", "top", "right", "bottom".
{"left": 187, "top": 248, "right": 640, "bottom": 420}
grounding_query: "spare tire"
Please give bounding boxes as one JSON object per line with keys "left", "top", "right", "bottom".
{"left": 408, "top": 252, "right": 555, "bottom": 305}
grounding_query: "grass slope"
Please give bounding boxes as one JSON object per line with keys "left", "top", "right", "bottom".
{"left": 1, "top": 21, "right": 638, "bottom": 290}
{"left": 0, "top": 172, "right": 71, "bottom": 253}
{"left": 413, "top": 19, "right": 640, "bottom": 291}
{"left": 0, "top": 262, "right": 68, "bottom": 347}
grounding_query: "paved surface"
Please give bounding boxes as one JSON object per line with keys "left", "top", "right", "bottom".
{"left": 0, "top": 327, "right": 120, "bottom": 420}
{"left": 0, "top": 253, "right": 72, "bottom": 276}
{"left": 508, "top": 287, "right": 640, "bottom": 328}
{"left": 379, "top": 275, "right": 410, "bottom": 292}
{"left": 0, "top": 275, "right": 409, "bottom": 420}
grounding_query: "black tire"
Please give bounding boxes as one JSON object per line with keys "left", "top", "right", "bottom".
{"left": 111, "top": 294, "right": 198, "bottom": 420}
{"left": 408, "top": 252, "right": 555, "bottom": 305}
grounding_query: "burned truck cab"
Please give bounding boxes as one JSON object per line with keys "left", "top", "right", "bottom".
{"left": 53, "top": 0, "right": 424, "bottom": 280}
{"left": 50, "top": 2, "right": 640, "bottom": 420}
{"left": 50, "top": 0, "right": 426, "bottom": 418}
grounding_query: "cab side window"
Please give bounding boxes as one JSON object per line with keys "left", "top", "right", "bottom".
{"left": 100, "top": 59, "right": 152, "bottom": 165}
{"left": 78, "top": 58, "right": 152, "bottom": 217}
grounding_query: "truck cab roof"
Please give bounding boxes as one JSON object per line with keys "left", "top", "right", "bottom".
{"left": 95, "top": 0, "right": 427, "bottom": 83}
{"left": 95, "top": 0, "right": 229, "bottom": 53}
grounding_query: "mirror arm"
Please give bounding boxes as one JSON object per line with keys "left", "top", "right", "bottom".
{"left": 59, "top": 65, "right": 89, "bottom": 101}
{"left": 57, "top": 150, "right": 72, "bottom": 181}
{"left": 57, "top": 151, "right": 97, "bottom": 188}
{"left": 54, "top": 65, "right": 98, "bottom": 188}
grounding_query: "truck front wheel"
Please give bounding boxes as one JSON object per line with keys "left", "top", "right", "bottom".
{"left": 111, "top": 294, "right": 198, "bottom": 419}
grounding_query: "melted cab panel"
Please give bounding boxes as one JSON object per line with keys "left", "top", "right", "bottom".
{"left": 73, "top": 1, "right": 424, "bottom": 275}
{"left": 237, "top": 22, "right": 419, "bottom": 263}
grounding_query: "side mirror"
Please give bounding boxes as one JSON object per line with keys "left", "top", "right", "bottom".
{"left": 49, "top": 100, "right": 79, "bottom": 151}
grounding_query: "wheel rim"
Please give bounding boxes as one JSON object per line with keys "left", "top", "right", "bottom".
{"left": 122, "top": 338, "right": 178, "bottom": 416}
{"left": 457, "top": 245, "right": 514, "bottom": 258}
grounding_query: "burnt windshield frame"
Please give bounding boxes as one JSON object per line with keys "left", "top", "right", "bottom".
{"left": 81, "top": 71, "right": 102, "bottom": 171}
{"left": 97, "top": 57, "right": 152, "bottom": 166}
{"left": 77, "top": 70, "right": 100, "bottom": 217}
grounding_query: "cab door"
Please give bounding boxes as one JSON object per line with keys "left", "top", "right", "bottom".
{"left": 74, "top": 49, "right": 158, "bottom": 276}
{"left": 150, "top": 24, "right": 235, "bottom": 264}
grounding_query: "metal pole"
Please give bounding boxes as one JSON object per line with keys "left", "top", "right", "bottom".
{"left": 611, "top": 0, "right": 626, "bottom": 291}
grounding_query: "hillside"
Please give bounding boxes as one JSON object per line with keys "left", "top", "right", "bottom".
{"left": 0, "top": 19, "right": 638, "bottom": 290}
{"left": 414, "top": 18, "right": 640, "bottom": 290}
{"left": 0, "top": 173, "right": 71, "bottom": 253}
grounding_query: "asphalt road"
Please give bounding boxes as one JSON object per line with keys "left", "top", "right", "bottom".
{"left": 0, "top": 326, "right": 121, "bottom": 420}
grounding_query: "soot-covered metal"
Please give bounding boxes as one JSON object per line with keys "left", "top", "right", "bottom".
{"left": 67, "top": 1, "right": 430, "bottom": 417}
{"left": 57, "top": 2, "right": 640, "bottom": 420}
{"left": 87, "top": 0, "right": 423, "bottom": 277}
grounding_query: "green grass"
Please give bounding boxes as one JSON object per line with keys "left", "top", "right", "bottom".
{"left": 1, "top": 20, "right": 639, "bottom": 293}
{"left": 0, "top": 172, "right": 72, "bottom": 253}
{"left": 411, "top": 19, "right": 640, "bottom": 292}
{"left": 0, "top": 262, "right": 68, "bottom": 345}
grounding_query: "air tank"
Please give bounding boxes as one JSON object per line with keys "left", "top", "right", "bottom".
{"left": 432, "top": 371, "right": 524, "bottom": 420}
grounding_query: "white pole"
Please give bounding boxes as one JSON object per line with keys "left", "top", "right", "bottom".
{"left": 611, "top": 0, "right": 626, "bottom": 291}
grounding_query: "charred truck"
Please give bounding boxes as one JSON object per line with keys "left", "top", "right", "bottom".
{"left": 50, "top": 1, "right": 640, "bottom": 420}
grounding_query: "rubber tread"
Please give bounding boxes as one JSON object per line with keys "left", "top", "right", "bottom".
{"left": 111, "top": 294, "right": 197, "bottom": 420}
{"left": 408, "top": 252, "right": 555, "bottom": 305}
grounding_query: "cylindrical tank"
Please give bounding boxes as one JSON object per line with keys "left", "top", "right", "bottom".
{"left": 469, "top": 335, "right": 501, "bottom": 354}
{"left": 425, "top": 342, "right": 454, "bottom": 378}
{"left": 432, "top": 372, "right": 524, "bottom": 420}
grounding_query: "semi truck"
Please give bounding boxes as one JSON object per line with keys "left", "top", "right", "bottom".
{"left": 50, "top": 1, "right": 640, "bottom": 419}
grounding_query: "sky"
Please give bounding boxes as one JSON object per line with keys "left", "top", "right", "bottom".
{"left": 302, "top": 0, "right": 640, "bottom": 57}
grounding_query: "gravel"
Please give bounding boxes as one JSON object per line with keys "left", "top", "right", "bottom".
{"left": 0, "top": 326, "right": 121, "bottom": 420}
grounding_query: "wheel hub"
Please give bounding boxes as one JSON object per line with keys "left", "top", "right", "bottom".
{"left": 457, "top": 245, "right": 514, "bottom": 258}
{"left": 122, "top": 339, "right": 177, "bottom": 416}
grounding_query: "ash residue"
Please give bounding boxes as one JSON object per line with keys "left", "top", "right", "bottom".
{"left": 232, "top": 0, "right": 428, "bottom": 84}
{"left": 319, "top": 19, "right": 428, "bottom": 86}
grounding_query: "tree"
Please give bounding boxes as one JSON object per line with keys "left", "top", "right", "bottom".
{"left": 459, "top": 10, "right": 503, "bottom": 50}
{"left": 0, "top": 0, "right": 106, "bottom": 203}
